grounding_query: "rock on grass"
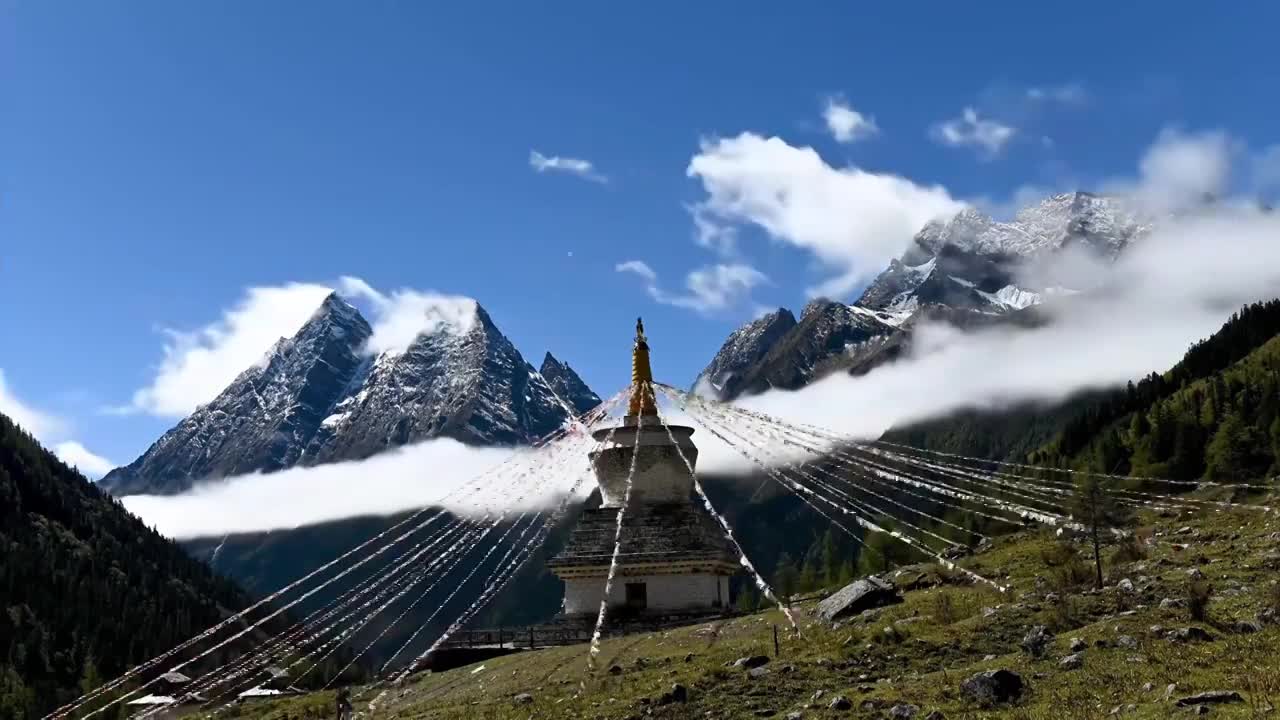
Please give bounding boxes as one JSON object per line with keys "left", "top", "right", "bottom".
{"left": 961, "top": 669, "right": 1024, "bottom": 706}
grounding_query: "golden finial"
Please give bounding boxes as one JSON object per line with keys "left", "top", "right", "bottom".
{"left": 628, "top": 316, "right": 657, "bottom": 417}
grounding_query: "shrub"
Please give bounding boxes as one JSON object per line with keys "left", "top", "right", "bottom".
{"left": 1050, "top": 558, "right": 1094, "bottom": 592}
{"left": 1050, "top": 593, "right": 1082, "bottom": 631}
{"left": 1110, "top": 535, "right": 1147, "bottom": 564}
{"left": 1188, "top": 579, "right": 1213, "bottom": 622}
{"left": 1040, "top": 542, "right": 1078, "bottom": 568}
{"left": 932, "top": 590, "right": 978, "bottom": 626}
{"left": 873, "top": 624, "right": 907, "bottom": 646}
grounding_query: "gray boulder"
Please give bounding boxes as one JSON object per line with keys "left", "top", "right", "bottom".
{"left": 1233, "top": 619, "right": 1263, "bottom": 634}
{"left": 816, "top": 576, "right": 903, "bottom": 621}
{"left": 889, "top": 704, "right": 919, "bottom": 718}
{"left": 1175, "top": 691, "right": 1243, "bottom": 707}
{"left": 961, "top": 669, "right": 1024, "bottom": 705}
{"left": 1020, "top": 625, "right": 1053, "bottom": 658}
{"left": 1059, "top": 653, "right": 1084, "bottom": 670}
{"left": 1168, "top": 627, "right": 1214, "bottom": 643}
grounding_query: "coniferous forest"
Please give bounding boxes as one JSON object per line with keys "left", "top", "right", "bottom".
{"left": 0, "top": 413, "right": 250, "bottom": 718}
{"left": 890, "top": 299, "right": 1280, "bottom": 485}
{"left": 1031, "top": 299, "right": 1280, "bottom": 482}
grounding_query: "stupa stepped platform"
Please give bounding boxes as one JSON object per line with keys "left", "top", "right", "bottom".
{"left": 547, "top": 502, "right": 738, "bottom": 575}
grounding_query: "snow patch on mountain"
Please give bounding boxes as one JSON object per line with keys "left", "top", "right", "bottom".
{"left": 979, "top": 285, "right": 1041, "bottom": 310}
{"left": 917, "top": 192, "right": 1148, "bottom": 260}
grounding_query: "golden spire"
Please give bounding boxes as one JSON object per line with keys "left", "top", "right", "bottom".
{"left": 628, "top": 317, "right": 658, "bottom": 417}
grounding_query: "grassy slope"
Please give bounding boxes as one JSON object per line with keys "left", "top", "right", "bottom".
{"left": 228, "top": 493, "right": 1280, "bottom": 720}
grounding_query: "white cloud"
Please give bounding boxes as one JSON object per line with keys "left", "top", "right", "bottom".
{"left": 1026, "top": 83, "right": 1087, "bottom": 105}
{"left": 615, "top": 259, "right": 658, "bottom": 285}
{"left": 1, "top": 370, "right": 114, "bottom": 480}
{"left": 617, "top": 260, "right": 768, "bottom": 314}
{"left": 121, "top": 437, "right": 561, "bottom": 538}
{"left": 123, "top": 283, "right": 334, "bottom": 418}
{"left": 0, "top": 370, "right": 64, "bottom": 438}
{"left": 687, "top": 132, "right": 963, "bottom": 298}
{"left": 54, "top": 441, "right": 115, "bottom": 479}
{"left": 339, "top": 277, "right": 478, "bottom": 356}
{"left": 823, "top": 98, "right": 879, "bottom": 143}
{"left": 1102, "top": 128, "right": 1235, "bottom": 212}
{"left": 529, "top": 150, "right": 608, "bottom": 184}
{"left": 116, "top": 406, "right": 761, "bottom": 539}
{"left": 690, "top": 205, "right": 739, "bottom": 256}
{"left": 930, "top": 107, "right": 1017, "bottom": 158}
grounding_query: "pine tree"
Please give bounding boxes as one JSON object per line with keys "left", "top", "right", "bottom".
{"left": 1205, "top": 410, "right": 1265, "bottom": 483}
{"left": 1072, "top": 473, "right": 1134, "bottom": 589}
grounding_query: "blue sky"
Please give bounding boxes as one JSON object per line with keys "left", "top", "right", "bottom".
{"left": 2, "top": 1, "right": 1278, "bottom": 474}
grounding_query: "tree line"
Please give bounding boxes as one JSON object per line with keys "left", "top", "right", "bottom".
{"left": 0, "top": 413, "right": 363, "bottom": 718}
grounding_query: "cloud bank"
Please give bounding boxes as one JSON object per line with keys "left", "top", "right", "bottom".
{"left": 122, "top": 438, "right": 571, "bottom": 539}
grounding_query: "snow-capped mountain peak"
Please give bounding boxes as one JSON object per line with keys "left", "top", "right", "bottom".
{"left": 693, "top": 308, "right": 797, "bottom": 398}
{"left": 918, "top": 191, "right": 1147, "bottom": 260}
{"left": 695, "top": 190, "right": 1154, "bottom": 402}
{"left": 540, "top": 352, "right": 603, "bottom": 415}
{"left": 102, "top": 296, "right": 596, "bottom": 496}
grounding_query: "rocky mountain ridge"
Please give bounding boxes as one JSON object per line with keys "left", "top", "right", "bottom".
{"left": 696, "top": 191, "right": 1148, "bottom": 400}
{"left": 102, "top": 293, "right": 598, "bottom": 496}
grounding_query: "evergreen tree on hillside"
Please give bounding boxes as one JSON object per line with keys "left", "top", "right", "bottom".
{"left": 1204, "top": 410, "right": 1268, "bottom": 483}
{"left": 1072, "top": 473, "right": 1133, "bottom": 589}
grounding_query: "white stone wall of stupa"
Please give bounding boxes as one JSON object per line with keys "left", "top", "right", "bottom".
{"left": 562, "top": 573, "right": 730, "bottom": 615}
{"left": 592, "top": 439, "right": 699, "bottom": 507}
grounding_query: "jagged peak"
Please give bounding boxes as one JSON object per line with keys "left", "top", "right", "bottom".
{"left": 756, "top": 307, "right": 796, "bottom": 324}
{"left": 801, "top": 297, "right": 840, "bottom": 319}
{"left": 540, "top": 351, "right": 567, "bottom": 373}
